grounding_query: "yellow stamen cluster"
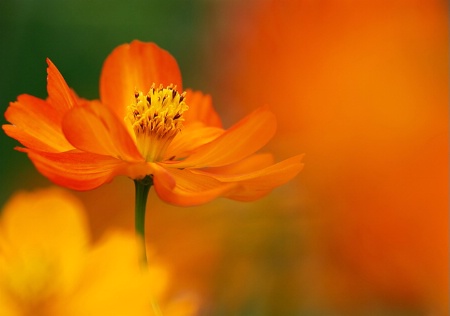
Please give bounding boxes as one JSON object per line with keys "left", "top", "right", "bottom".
{"left": 125, "top": 84, "right": 188, "bottom": 162}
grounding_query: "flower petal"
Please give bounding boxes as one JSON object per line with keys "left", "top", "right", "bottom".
{"left": 193, "top": 154, "right": 305, "bottom": 201}
{"left": 62, "top": 102, "right": 142, "bottom": 161}
{"left": 70, "top": 232, "right": 153, "bottom": 315}
{"left": 199, "top": 153, "right": 275, "bottom": 175}
{"left": 0, "top": 188, "right": 88, "bottom": 252}
{"left": 3, "top": 60, "right": 80, "bottom": 153}
{"left": 100, "top": 40, "right": 182, "bottom": 123}
{"left": 164, "top": 122, "right": 224, "bottom": 161}
{"left": 3, "top": 94, "right": 74, "bottom": 152}
{"left": 183, "top": 89, "right": 222, "bottom": 128}
{"left": 0, "top": 188, "right": 89, "bottom": 294}
{"left": 24, "top": 149, "right": 152, "bottom": 191}
{"left": 46, "top": 58, "right": 79, "bottom": 115}
{"left": 153, "top": 167, "right": 235, "bottom": 207}
{"left": 165, "top": 107, "right": 277, "bottom": 168}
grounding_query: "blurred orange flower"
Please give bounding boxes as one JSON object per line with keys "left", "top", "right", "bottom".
{"left": 3, "top": 40, "right": 304, "bottom": 206}
{"left": 0, "top": 188, "right": 153, "bottom": 315}
{"left": 216, "top": 0, "right": 448, "bottom": 314}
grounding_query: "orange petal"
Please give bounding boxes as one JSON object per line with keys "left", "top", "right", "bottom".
{"left": 46, "top": 58, "right": 79, "bottom": 115}
{"left": 24, "top": 149, "right": 150, "bottom": 191}
{"left": 199, "top": 153, "right": 275, "bottom": 175}
{"left": 183, "top": 89, "right": 223, "bottom": 128}
{"left": 152, "top": 167, "right": 235, "bottom": 207}
{"left": 3, "top": 94, "right": 73, "bottom": 152}
{"left": 164, "top": 122, "right": 224, "bottom": 160}
{"left": 62, "top": 101, "right": 142, "bottom": 162}
{"left": 100, "top": 40, "right": 182, "bottom": 123}
{"left": 166, "top": 107, "right": 277, "bottom": 169}
{"left": 194, "top": 154, "right": 305, "bottom": 201}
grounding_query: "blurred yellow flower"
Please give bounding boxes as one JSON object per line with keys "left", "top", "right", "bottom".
{"left": 0, "top": 187, "right": 194, "bottom": 316}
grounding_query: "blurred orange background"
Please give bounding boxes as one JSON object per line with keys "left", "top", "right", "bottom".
{"left": 209, "top": 0, "right": 449, "bottom": 314}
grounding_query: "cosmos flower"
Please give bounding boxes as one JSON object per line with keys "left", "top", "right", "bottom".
{"left": 3, "top": 40, "right": 303, "bottom": 206}
{"left": 0, "top": 188, "right": 155, "bottom": 315}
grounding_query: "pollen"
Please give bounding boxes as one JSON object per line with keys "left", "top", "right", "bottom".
{"left": 125, "top": 84, "right": 189, "bottom": 162}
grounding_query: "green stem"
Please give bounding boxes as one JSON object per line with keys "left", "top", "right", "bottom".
{"left": 134, "top": 175, "right": 153, "bottom": 263}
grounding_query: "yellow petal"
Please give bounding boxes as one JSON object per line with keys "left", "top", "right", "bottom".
{"left": 66, "top": 232, "right": 153, "bottom": 316}
{"left": 0, "top": 188, "right": 88, "bottom": 297}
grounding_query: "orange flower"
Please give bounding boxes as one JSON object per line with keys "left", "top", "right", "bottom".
{"left": 3, "top": 40, "right": 303, "bottom": 206}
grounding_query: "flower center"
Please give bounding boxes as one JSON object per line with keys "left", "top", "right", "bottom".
{"left": 125, "top": 84, "right": 188, "bottom": 162}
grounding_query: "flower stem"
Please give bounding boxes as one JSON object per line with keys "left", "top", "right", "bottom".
{"left": 134, "top": 176, "right": 153, "bottom": 263}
